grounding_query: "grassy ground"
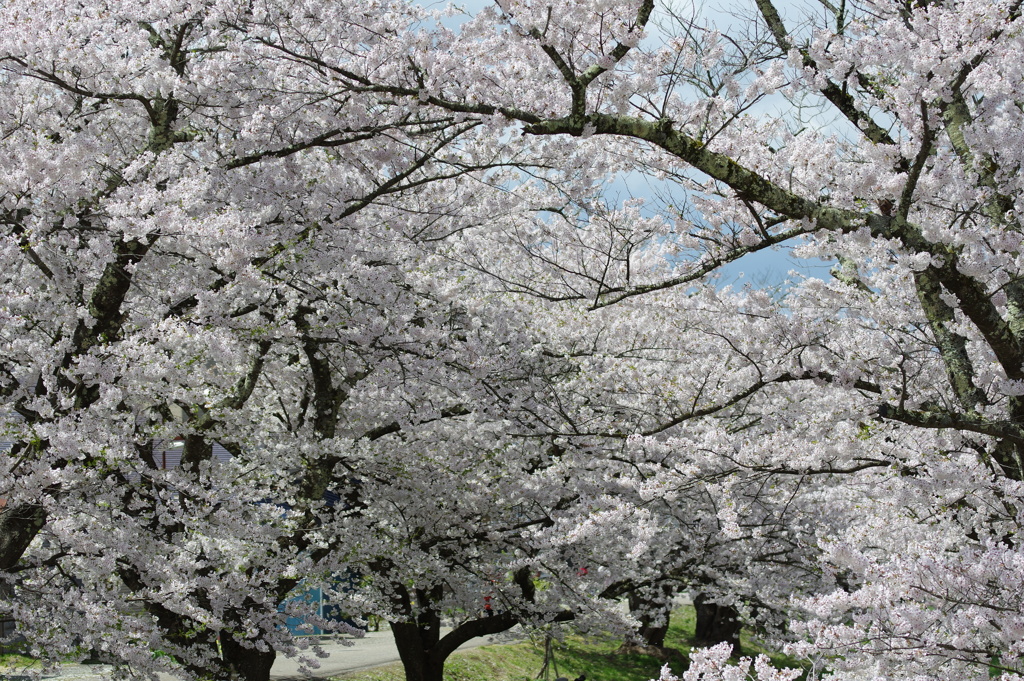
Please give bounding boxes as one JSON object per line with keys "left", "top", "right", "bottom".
{"left": 335, "top": 606, "right": 807, "bottom": 681}
{"left": 0, "top": 607, "right": 807, "bottom": 681}
{"left": 0, "top": 652, "right": 40, "bottom": 671}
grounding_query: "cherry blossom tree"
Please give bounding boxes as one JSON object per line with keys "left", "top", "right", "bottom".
{"left": 6, "top": 1, "right": 1024, "bottom": 681}
{"left": 283, "top": 0, "right": 1024, "bottom": 677}
{"left": 0, "top": 3, "right": 647, "bottom": 681}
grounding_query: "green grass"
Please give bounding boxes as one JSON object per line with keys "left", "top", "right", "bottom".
{"left": 672, "top": 607, "right": 808, "bottom": 673}
{"left": 0, "top": 607, "right": 808, "bottom": 681}
{"left": 0, "top": 652, "right": 40, "bottom": 671}
{"left": 334, "top": 606, "right": 808, "bottom": 681}
{"left": 331, "top": 636, "right": 673, "bottom": 681}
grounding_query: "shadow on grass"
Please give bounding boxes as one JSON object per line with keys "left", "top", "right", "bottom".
{"left": 314, "top": 605, "right": 811, "bottom": 681}
{"left": 554, "top": 642, "right": 690, "bottom": 681}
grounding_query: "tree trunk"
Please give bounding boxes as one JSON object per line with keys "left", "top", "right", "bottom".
{"left": 627, "top": 584, "right": 673, "bottom": 648}
{"left": 144, "top": 603, "right": 226, "bottom": 681}
{"left": 693, "top": 593, "right": 742, "bottom": 654}
{"left": 220, "top": 634, "right": 277, "bottom": 681}
{"left": 387, "top": 572, "right": 537, "bottom": 681}
{"left": 0, "top": 503, "right": 46, "bottom": 571}
{"left": 390, "top": 621, "right": 446, "bottom": 681}
{"left": 390, "top": 602, "right": 522, "bottom": 681}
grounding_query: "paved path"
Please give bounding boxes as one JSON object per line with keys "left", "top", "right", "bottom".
{"left": 271, "top": 629, "right": 501, "bottom": 679}
{"left": 0, "top": 628, "right": 508, "bottom": 681}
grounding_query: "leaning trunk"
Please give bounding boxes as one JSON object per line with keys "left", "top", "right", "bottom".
{"left": 0, "top": 502, "right": 47, "bottom": 571}
{"left": 693, "top": 593, "right": 742, "bottom": 653}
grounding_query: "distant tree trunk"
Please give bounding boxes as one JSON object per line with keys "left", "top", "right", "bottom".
{"left": 692, "top": 593, "right": 741, "bottom": 653}
{"left": 627, "top": 583, "right": 674, "bottom": 648}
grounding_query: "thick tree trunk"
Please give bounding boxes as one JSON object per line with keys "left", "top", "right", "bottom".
{"left": 390, "top": 605, "right": 522, "bottom": 681}
{"left": 150, "top": 608, "right": 225, "bottom": 681}
{"left": 390, "top": 621, "right": 446, "bottom": 681}
{"left": 221, "top": 635, "right": 277, "bottom": 681}
{"left": 0, "top": 503, "right": 46, "bottom": 571}
{"left": 388, "top": 570, "right": 539, "bottom": 681}
{"left": 693, "top": 593, "right": 742, "bottom": 653}
{"left": 627, "top": 584, "right": 673, "bottom": 648}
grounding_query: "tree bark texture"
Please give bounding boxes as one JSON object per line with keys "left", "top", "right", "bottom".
{"left": 390, "top": 621, "right": 446, "bottom": 681}
{"left": 221, "top": 635, "right": 277, "bottom": 681}
{"left": 627, "top": 584, "right": 673, "bottom": 648}
{"left": 0, "top": 503, "right": 46, "bottom": 572}
{"left": 693, "top": 593, "right": 742, "bottom": 653}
